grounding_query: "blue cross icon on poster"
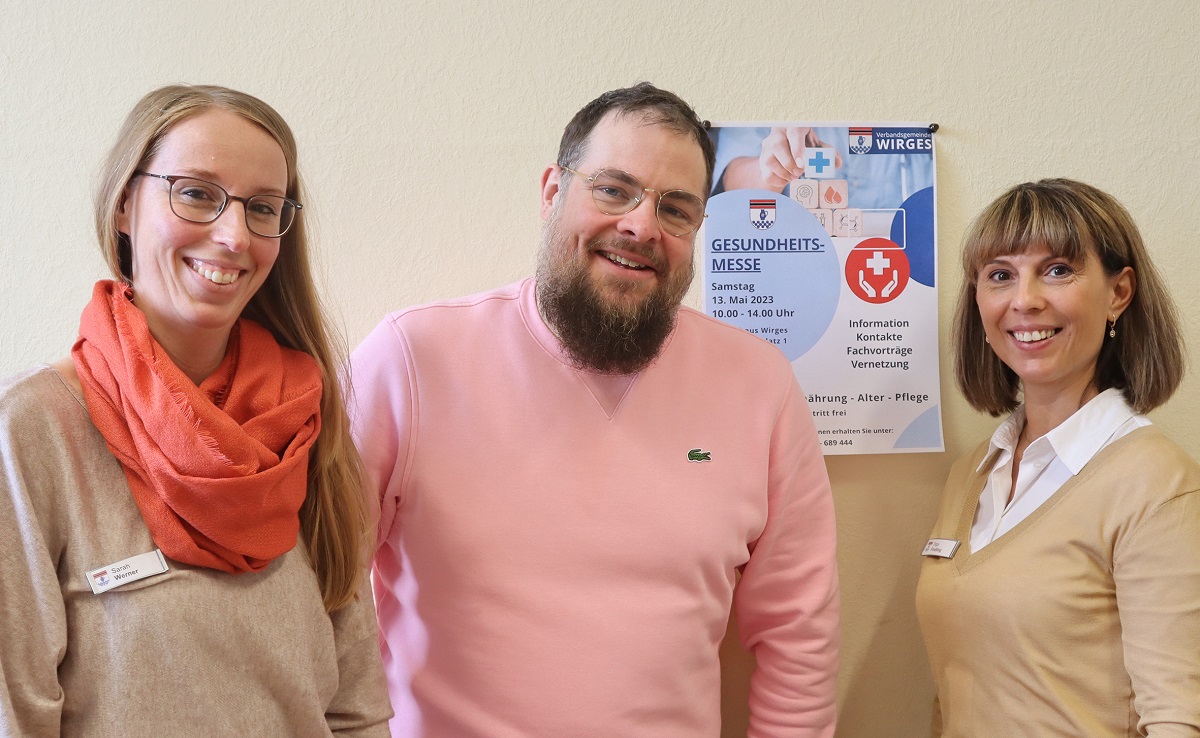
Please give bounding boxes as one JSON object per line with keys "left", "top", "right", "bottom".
{"left": 804, "top": 147, "right": 837, "bottom": 179}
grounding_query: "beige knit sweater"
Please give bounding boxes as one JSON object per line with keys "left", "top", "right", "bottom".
{"left": 916, "top": 426, "right": 1200, "bottom": 737}
{"left": 0, "top": 366, "right": 392, "bottom": 737}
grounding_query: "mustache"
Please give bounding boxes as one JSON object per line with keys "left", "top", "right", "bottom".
{"left": 587, "top": 237, "right": 666, "bottom": 272}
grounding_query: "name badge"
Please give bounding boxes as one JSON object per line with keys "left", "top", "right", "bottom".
{"left": 921, "top": 538, "right": 961, "bottom": 559}
{"left": 86, "top": 549, "right": 169, "bottom": 594}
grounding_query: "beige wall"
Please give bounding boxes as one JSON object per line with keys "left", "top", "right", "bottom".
{"left": 4, "top": 3, "right": 1197, "bottom": 736}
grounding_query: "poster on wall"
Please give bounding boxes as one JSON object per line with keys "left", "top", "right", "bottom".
{"left": 702, "top": 123, "right": 942, "bottom": 455}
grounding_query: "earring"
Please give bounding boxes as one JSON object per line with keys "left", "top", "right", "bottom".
{"left": 1108, "top": 315, "right": 1117, "bottom": 339}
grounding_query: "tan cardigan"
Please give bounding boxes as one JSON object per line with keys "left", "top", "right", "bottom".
{"left": 0, "top": 366, "right": 392, "bottom": 736}
{"left": 916, "top": 427, "right": 1200, "bottom": 737}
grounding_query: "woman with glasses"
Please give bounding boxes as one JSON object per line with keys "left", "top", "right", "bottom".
{"left": 916, "top": 179, "right": 1200, "bottom": 736}
{"left": 0, "top": 85, "right": 391, "bottom": 735}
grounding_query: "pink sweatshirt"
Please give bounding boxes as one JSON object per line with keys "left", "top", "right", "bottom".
{"left": 349, "top": 278, "right": 839, "bottom": 737}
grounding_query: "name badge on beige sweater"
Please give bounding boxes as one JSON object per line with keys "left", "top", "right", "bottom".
{"left": 86, "top": 549, "right": 169, "bottom": 594}
{"left": 921, "top": 538, "right": 961, "bottom": 558}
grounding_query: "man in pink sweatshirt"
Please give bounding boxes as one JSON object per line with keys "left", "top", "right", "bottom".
{"left": 349, "top": 83, "right": 839, "bottom": 738}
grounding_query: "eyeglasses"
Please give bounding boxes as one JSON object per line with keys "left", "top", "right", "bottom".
{"left": 133, "top": 172, "right": 302, "bottom": 238}
{"left": 560, "top": 166, "right": 707, "bottom": 237}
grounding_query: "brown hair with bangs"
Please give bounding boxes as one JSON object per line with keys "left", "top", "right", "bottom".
{"left": 953, "top": 178, "right": 1184, "bottom": 415}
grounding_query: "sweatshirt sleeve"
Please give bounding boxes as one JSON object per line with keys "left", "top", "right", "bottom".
{"left": 734, "top": 377, "right": 840, "bottom": 738}
{"left": 1114, "top": 488, "right": 1200, "bottom": 736}
{"left": 0, "top": 382, "right": 69, "bottom": 737}
{"left": 347, "top": 317, "right": 416, "bottom": 547}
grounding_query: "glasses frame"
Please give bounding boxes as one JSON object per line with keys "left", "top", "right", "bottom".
{"left": 132, "top": 171, "right": 302, "bottom": 238}
{"left": 560, "top": 165, "right": 707, "bottom": 237}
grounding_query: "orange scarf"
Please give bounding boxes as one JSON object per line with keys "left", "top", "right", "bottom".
{"left": 71, "top": 280, "right": 322, "bottom": 574}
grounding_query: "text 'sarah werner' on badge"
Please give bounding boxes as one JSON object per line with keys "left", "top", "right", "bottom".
{"left": 703, "top": 122, "right": 943, "bottom": 455}
{"left": 86, "top": 549, "right": 169, "bottom": 594}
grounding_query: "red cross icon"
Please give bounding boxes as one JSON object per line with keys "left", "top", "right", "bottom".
{"left": 844, "top": 238, "right": 910, "bottom": 304}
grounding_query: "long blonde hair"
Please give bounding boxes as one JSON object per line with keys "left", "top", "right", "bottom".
{"left": 96, "top": 85, "right": 371, "bottom": 610}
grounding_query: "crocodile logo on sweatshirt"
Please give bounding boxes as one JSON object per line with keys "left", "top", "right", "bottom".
{"left": 687, "top": 448, "right": 712, "bottom": 462}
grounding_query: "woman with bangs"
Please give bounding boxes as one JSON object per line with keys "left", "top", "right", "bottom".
{"left": 916, "top": 178, "right": 1200, "bottom": 736}
{"left": 0, "top": 85, "right": 391, "bottom": 735}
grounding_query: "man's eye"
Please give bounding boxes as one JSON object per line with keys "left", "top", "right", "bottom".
{"left": 595, "top": 185, "right": 631, "bottom": 201}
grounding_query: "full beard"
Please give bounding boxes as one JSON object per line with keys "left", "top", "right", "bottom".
{"left": 535, "top": 231, "right": 694, "bottom": 375}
